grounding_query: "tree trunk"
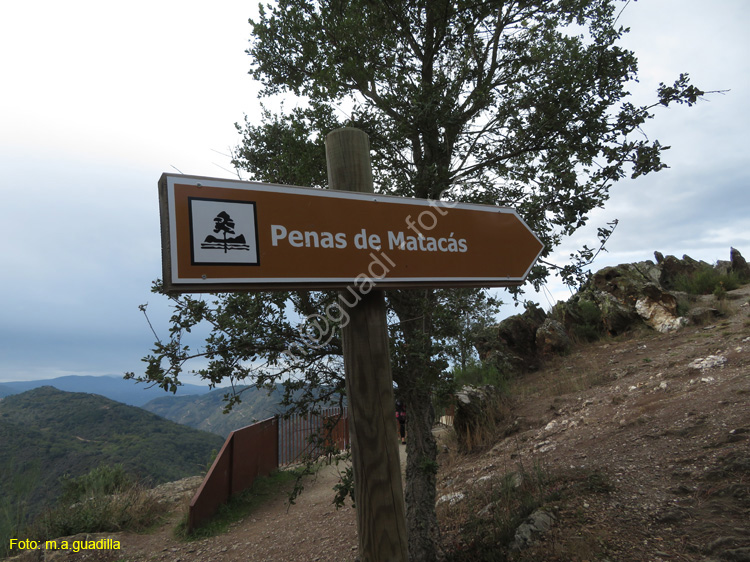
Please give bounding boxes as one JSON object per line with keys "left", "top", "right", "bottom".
{"left": 389, "top": 289, "right": 444, "bottom": 562}
{"left": 403, "top": 384, "right": 441, "bottom": 562}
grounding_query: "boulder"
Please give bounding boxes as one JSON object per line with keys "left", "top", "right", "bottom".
{"left": 535, "top": 319, "right": 571, "bottom": 356}
{"left": 730, "top": 247, "right": 750, "bottom": 281}
{"left": 659, "top": 254, "right": 712, "bottom": 289}
{"left": 511, "top": 509, "right": 556, "bottom": 551}
{"left": 481, "top": 348, "right": 521, "bottom": 377}
{"left": 453, "top": 386, "right": 507, "bottom": 452}
{"left": 478, "top": 304, "right": 547, "bottom": 373}
{"left": 634, "top": 284, "right": 687, "bottom": 333}
{"left": 686, "top": 306, "right": 720, "bottom": 325}
{"left": 496, "top": 304, "right": 546, "bottom": 361}
{"left": 592, "top": 261, "right": 661, "bottom": 302}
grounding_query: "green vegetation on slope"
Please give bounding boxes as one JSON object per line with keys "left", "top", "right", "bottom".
{"left": 142, "top": 384, "right": 291, "bottom": 438}
{"left": 0, "top": 386, "right": 224, "bottom": 537}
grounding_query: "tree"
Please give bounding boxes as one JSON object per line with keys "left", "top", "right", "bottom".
{"left": 130, "top": 1, "right": 707, "bottom": 559}
{"left": 212, "top": 211, "right": 235, "bottom": 253}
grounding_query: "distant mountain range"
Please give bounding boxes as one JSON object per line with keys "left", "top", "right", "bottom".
{"left": 0, "top": 386, "right": 224, "bottom": 523}
{"left": 0, "top": 374, "right": 212, "bottom": 406}
{"left": 142, "top": 384, "right": 290, "bottom": 438}
{"left": 0, "top": 375, "right": 308, "bottom": 438}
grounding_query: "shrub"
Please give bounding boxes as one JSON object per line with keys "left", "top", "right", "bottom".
{"left": 452, "top": 359, "right": 511, "bottom": 393}
{"left": 572, "top": 300, "right": 603, "bottom": 343}
{"left": 672, "top": 265, "right": 742, "bottom": 295}
{"left": 0, "top": 460, "right": 40, "bottom": 558}
{"left": 59, "top": 464, "right": 135, "bottom": 504}
{"left": 441, "top": 460, "right": 554, "bottom": 561}
{"left": 35, "top": 484, "right": 164, "bottom": 538}
{"left": 551, "top": 298, "right": 603, "bottom": 344}
{"left": 27, "top": 465, "right": 166, "bottom": 541}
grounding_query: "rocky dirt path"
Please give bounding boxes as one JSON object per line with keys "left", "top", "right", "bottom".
{"left": 11, "top": 419, "right": 410, "bottom": 562}
{"left": 118, "top": 442, "right": 409, "bottom": 562}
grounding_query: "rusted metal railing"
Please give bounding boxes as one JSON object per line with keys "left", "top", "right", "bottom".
{"left": 187, "top": 417, "right": 278, "bottom": 533}
{"left": 278, "top": 407, "right": 349, "bottom": 466}
{"left": 188, "top": 407, "right": 349, "bottom": 532}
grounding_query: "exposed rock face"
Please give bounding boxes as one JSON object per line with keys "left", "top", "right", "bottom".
{"left": 634, "top": 283, "right": 688, "bottom": 333}
{"left": 659, "top": 254, "right": 711, "bottom": 289}
{"left": 591, "top": 261, "right": 662, "bottom": 302}
{"left": 511, "top": 509, "right": 556, "bottom": 551}
{"left": 453, "top": 386, "right": 507, "bottom": 452}
{"left": 496, "top": 305, "right": 546, "bottom": 363}
{"left": 595, "top": 290, "right": 640, "bottom": 336}
{"left": 588, "top": 262, "right": 670, "bottom": 335}
{"left": 535, "top": 319, "right": 571, "bottom": 356}
{"left": 478, "top": 304, "right": 546, "bottom": 373}
{"left": 730, "top": 247, "right": 750, "bottom": 280}
{"left": 715, "top": 260, "right": 732, "bottom": 276}
{"left": 474, "top": 248, "right": 746, "bottom": 376}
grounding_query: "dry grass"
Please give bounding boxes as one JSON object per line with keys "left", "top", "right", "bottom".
{"left": 440, "top": 455, "right": 556, "bottom": 561}
{"left": 39, "top": 484, "right": 167, "bottom": 538}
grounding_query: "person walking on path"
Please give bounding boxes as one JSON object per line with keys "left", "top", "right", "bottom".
{"left": 395, "top": 400, "right": 407, "bottom": 445}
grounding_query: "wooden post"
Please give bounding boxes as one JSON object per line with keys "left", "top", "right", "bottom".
{"left": 325, "top": 127, "right": 408, "bottom": 562}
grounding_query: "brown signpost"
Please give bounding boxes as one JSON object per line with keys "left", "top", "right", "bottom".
{"left": 157, "top": 128, "right": 543, "bottom": 562}
{"left": 158, "top": 170, "right": 543, "bottom": 293}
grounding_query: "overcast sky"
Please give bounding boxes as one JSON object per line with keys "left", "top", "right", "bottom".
{"left": 1, "top": 1, "right": 748, "bottom": 383}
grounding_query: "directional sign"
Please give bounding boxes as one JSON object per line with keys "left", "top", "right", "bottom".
{"left": 159, "top": 173, "right": 544, "bottom": 292}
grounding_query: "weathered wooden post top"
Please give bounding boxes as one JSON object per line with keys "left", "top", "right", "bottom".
{"left": 158, "top": 127, "right": 543, "bottom": 562}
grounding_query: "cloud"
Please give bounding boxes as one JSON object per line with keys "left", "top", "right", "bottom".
{"left": 1, "top": 0, "right": 749, "bottom": 381}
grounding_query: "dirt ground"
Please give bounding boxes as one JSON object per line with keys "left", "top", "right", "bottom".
{"left": 10, "top": 285, "right": 749, "bottom": 562}
{"left": 437, "top": 285, "right": 750, "bottom": 561}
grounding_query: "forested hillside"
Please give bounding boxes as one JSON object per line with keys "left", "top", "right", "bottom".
{"left": 143, "top": 384, "right": 290, "bottom": 438}
{"left": 0, "top": 387, "right": 224, "bottom": 523}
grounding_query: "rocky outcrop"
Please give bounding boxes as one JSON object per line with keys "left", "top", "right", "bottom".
{"left": 453, "top": 386, "right": 509, "bottom": 452}
{"left": 495, "top": 304, "right": 546, "bottom": 364}
{"left": 730, "top": 247, "right": 750, "bottom": 280}
{"left": 557, "top": 256, "right": 691, "bottom": 337}
{"left": 535, "top": 319, "right": 571, "bottom": 356}
{"left": 634, "top": 283, "right": 688, "bottom": 333}
{"left": 594, "top": 290, "right": 641, "bottom": 336}
{"left": 477, "top": 304, "right": 546, "bottom": 373}
{"left": 592, "top": 261, "right": 662, "bottom": 301}
{"left": 659, "top": 254, "right": 711, "bottom": 290}
{"left": 474, "top": 248, "right": 747, "bottom": 376}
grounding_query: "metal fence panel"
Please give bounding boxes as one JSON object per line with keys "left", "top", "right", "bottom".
{"left": 231, "top": 417, "right": 278, "bottom": 494}
{"left": 278, "top": 407, "right": 349, "bottom": 466}
{"left": 188, "top": 410, "right": 349, "bottom": 532}
{"left": 188, "top": 417, "right": 278, "bottom": 533}
{"left": 187, "top": 433, "right": 233, "bottom": 532}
